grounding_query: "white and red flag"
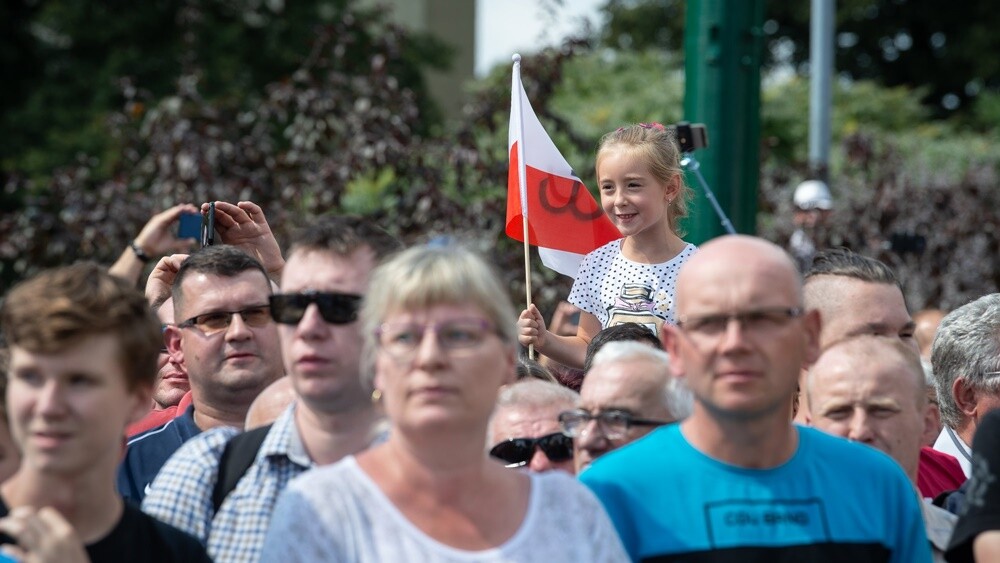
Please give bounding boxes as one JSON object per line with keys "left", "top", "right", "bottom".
{"left": 505, "top": 55, "right": 620, "bottom": 279}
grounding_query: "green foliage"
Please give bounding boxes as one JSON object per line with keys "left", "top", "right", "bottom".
{"left": 968, "top": 91, "right": 1000, "bottom": 130}
{"left": 341, "top": 167, "right": 397, "bottom": 215}
{"left": 0, "top": 0, "right": 447, "bottom": 183}
{"left": 767, "top": 0, "right": 1000, "bottom": 117}
{"left": 761, "top": 76, "right": 930, "bottom": 164}
{"left": 599, "top": 0, "right": 685, "bottom": 52}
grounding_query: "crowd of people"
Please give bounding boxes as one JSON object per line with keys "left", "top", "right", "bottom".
{"left": 0, "top": 122, "right": 999, "bottom": 562}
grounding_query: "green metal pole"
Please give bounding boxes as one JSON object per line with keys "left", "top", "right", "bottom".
{"left": 681, "top": 0, "right": 766, "bottom": 243}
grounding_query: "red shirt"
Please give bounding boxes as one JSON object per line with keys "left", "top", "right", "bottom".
{"left": 126, "top": 391, "right": 193, "bottom": 438}
{"left": 917, "top": 445, "right": 966, "bottom": 498}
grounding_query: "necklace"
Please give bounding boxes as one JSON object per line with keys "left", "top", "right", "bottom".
{"left": 946, "top": 426, "right": 972, "bottom": 463}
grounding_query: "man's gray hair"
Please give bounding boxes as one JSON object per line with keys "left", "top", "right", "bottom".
{"left": 495, "top": 379, "right": 580, "bottom": 410}
{"left": 931, "top": 293, "right": 1000, "bottom": 429}
{"left": 590, "top": 341, "right": 693, "bottom": 420}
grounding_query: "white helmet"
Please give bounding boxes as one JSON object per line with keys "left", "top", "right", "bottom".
{"left": 793, "top": 180, "right": 832, "bottom": 210}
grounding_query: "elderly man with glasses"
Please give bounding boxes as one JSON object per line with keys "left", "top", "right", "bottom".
{"left": 581, "top": 235, "right": 930, "bottom": 562}
{"left": 563, "top": 340, "right": 691, "bottom": 473}
{"left": 141, "top": 216, "right": 400, "bottom": 563}
{"left": 488, "top": 379, "right": 579, "bottom": 473}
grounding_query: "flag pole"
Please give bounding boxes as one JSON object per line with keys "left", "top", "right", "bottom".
{"left": 512, "top": 54, "right": 535, "bottom": 359}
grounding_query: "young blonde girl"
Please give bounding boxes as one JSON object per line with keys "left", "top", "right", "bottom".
{"left": 518, "top": 123, "right": 697, "bottom": 369}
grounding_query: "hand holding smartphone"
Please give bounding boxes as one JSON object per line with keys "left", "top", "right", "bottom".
{"left": 201, "top": 201, "right": 215, "bottom": 248}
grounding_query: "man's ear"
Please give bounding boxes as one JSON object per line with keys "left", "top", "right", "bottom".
{"left": 953, "top": 377, "right": 978, "bottom": 418}
{"left": 660, "top": 324, "right": 685, "bottom": 378}
{"left": 922, "top": 400, "right": 941, "bottom": 446}
{"left": 165, "top": 325, "right": 184, "bottom": 365}
{"left": 801, "top": 309, "right": 822, "bottom": 367}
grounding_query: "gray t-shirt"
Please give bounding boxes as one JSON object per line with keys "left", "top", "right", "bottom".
{"left": 261, "top": 456, "right": 628, "bottom": 562}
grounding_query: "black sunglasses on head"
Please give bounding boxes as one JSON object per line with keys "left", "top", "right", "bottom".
{"left": 269, "top": 291, "right": 362, "bottom": 325}
{"left": 489, "top": 432, "right": 573, "bottom": 468}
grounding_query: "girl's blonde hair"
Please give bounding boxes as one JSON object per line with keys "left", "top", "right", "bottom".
{"left": 596, "top": 123, "right": 693, "bottom": 236}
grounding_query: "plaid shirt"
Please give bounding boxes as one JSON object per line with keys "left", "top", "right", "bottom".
{"left": 142, "top": 404, "right": 313, "bottom": 563}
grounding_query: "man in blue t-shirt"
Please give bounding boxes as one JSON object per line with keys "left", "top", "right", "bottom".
{"left": 581, "top": 235, "right": 931, "bottom": 563}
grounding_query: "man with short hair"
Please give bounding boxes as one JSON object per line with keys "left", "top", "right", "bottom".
{"left": 118, "top": 245, "right": 284, "bottom": 503}
{"left": 0, "top": 263, "right": 210, "bottom": 562}
{"left": 807, "top": 335, "right": 956, "bottom": 560}
{"left": 488, "top": 379, "right": 579, "bottom": 474}
{"left": 804, "top": 248, "right": 917, "bottom": 351}
{"left": 931, "top": 294, "right": 1000, "bottom": 478}
{"left": 567, "top": 341, "right": 689, "bottom": 473}
{"left": 582, "top": 235, "right": 930, "bottom": 562}
{"left": 143, "top": 217, "right": 399, "bottom": 562}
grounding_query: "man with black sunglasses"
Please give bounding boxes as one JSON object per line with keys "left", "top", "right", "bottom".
{"left": 118, "top": 246, "right": 284, "bottom": 504}
{"left": 143, "top": 216, "right": 401, "bottom": 562}
{"left": 488, "top": 379, "right": 580, "bottom": 474}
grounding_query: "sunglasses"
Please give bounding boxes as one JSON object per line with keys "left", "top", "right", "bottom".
{"left": 489, "top": 432, "right": 574, "bottom": 468}
{"left": 269, "top": 291, "right": 363, "bottom": 325}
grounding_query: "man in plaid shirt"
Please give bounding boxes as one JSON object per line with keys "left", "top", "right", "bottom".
{"left": 142, "top": 216, "right": 399, "bottom": 562}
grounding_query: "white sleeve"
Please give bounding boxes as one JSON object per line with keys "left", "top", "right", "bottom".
{"left": 261, "top": 483, "right": 342, "bottom": 562}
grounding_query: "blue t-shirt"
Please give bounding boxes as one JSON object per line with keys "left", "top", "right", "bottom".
{"left": 581, "top": 424, "right": 931, "bottom": 563}
{"left": 117, "top": 404, "right": 201, "bottom": 504}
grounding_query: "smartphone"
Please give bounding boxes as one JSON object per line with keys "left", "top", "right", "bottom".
{"left": 177, "top": 212, "right": 201, "bottom": 240}
{"left": 201, "top": 201, "right": 215, "bottom": 248}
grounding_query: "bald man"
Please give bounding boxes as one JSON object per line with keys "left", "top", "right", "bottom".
{"left": 913, "top": 309, "right": 947, "bottom": 361}
{"left": 245, "top": 376, "right": 296, "bottom": 430}
{"left": 807, "top": 336, "right": 956, "bottom": 560}
{"left": 582, "top": 235, "right": 930, "bottom": 562}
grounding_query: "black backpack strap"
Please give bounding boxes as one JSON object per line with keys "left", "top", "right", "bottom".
{"left": 211, "top": 424, "right": 273, "bottom": 514}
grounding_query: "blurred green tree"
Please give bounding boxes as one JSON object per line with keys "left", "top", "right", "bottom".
{"left": 600, "top": 0, "right": 1000, "bottom": 118}
{"left": 0, "top": 0, "right": 447, "bottom": 183}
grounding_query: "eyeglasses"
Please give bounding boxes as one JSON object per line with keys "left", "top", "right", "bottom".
{"left": 489, "top": 432, "right": 574, "bottom": 468}
{"left": 676, "top": 306, "right": 804, "bottom": 336}
{"left": 269, "top": 291, "right": 363, "bottom": 325}
{"left": 558, "top": 408, "right": 672, "bottom": 441}
{"left": 375, "top": 318, "right": 496, "bottom": 360}
{"left": 177, "top": 305, "right": 272, "bottom": 335}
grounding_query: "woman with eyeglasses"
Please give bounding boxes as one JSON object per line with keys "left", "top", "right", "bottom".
{"left": 261, "top": 244, "right": 628, "bottom": 562}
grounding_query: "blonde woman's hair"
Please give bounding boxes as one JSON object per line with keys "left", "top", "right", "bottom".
{"left": 359, "top": 243, "right": 517, "bottom": 389}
